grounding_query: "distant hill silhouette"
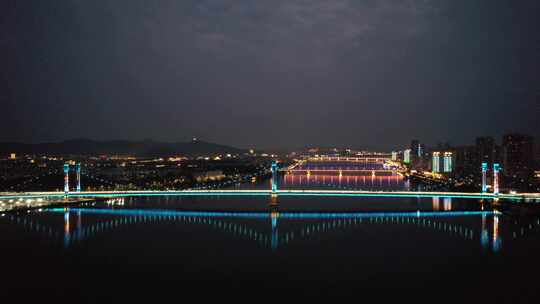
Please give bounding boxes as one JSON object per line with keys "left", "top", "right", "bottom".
{"left": 0, "top": 139, "right": 246, "bottom": 156}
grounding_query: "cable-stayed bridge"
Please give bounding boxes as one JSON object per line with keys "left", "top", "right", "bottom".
{"left": 1, "top": 161, "right": 539, "bottom": 212}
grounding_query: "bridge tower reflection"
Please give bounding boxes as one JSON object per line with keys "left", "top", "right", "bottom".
{"left": 493, "top": 213, "right": 501, "bottom": 252}
{"left": 271, "top": 210, "right": 279, "bottom": 251}
{"left": 480, "top": 211, "right": 501, "bottom": 252}
{"left": 481, "top": 213, "right": 488, "bottom": 248}
{"left": 64, "top": 209, "right": 70, "bottom": 248}
{"left": 269, "top": 193, "right": 279, "bottom": 251}
{"left": 77, "top": 209, "right": 82, "bottom": 230}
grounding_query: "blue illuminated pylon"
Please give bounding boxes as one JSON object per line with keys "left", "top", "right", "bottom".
{"left": 63, "top": 164, "right": 70, "bottom": 194}
{"left": 76, "top": 163, "right": 81, "bottom": 192}
{"left": 481, "top": 162, "right": 488, "bottom": 193}
{"left": 271, "top": 161, "right": 278, "bottom": 193}
{"left": 493, "top": 163, "right": 500, "bottom": 195}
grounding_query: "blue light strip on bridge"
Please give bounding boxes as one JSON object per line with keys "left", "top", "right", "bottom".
{"left": 47, "top": 208, "right": 497, "bottom": 219}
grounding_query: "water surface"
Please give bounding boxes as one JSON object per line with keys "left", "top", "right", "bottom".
{"left": 2, "top": 193, "right": 540, "bottom": 302}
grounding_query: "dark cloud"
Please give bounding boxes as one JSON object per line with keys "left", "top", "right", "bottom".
{"left": 1, "top": 0, "right": 538, "bottom": 149}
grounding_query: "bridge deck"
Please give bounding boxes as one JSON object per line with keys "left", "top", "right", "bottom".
{"left": 1, "top": 189, "right": 538, "bottom": 201}
{"left": 1, "top": 190, "right": 538, "bottom": 213}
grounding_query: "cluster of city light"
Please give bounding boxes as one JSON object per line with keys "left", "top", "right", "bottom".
{"left": 105, "top": 198, "right": 125, "bottom": 206}
{"left": 0, "top": 196, "right": 47, "bottom": 212}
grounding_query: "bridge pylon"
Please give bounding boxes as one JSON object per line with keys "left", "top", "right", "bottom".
{"left": 76, "top": 163, "right": 81, "bottom": 192}
{"left": 493, "top": 163, "right": 500, "bottom": 195}
{"left": 271, "top": 161, "right": 278, "bottom": 193}
{"left": 481, "top": 162, "right": 488, "bottom": 193}
{"left": 63, "top": 164, "right": 70, "bottom": 195}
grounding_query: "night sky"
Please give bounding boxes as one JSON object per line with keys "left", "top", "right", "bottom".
{"left": 2, "top": 0, "right": 539, "bottom": 150}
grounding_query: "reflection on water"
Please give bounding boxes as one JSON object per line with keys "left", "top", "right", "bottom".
{"left": 493, "top": 214, "right": 501, "bottom": 252}
{"left": 64, "top": 211, "right": 70, "bottom": 247}
{"left": 2, "top": 196, "right": 511, "bottom": 253}
{"left": 444, "top": 197, "right": 452, "bottom": 211}
{"left": 3, "top": 194, "right": 540, "bottom": 300}
{"left": 431, "top": 197, "right": 453, "bottom": 211}
{"left": 481, "top": 213, "right": 489, "bottom": 249}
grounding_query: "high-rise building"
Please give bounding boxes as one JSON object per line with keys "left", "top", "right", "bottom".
{"left": 443, "top": 152, "right": 453, "bottom": 173}
{"left": 432, "top": 152, "right": 440, "bottom": 173}
{"left": 502, "top": 133, "right": 534, "bottom": 179}
{"left": 404, "top": 149, "right": 411, "bottom": 164}
{"left": 391, "top": 151, "right": 397, "bottom": 161}
{"left": 409, "top": 140, "right": 427, "bottom": 170}
{"left": 411, "top": 140, "right": 420, "bottom": 156}
{"left": 432, "top": 151, "right": 453, "bottom": 174}
{"left": 476, "top": 136, "right": 497, "bottom": 167}
{"left": 454, "top": 145, "right": 476, "bottom": 178}
{"left": 410, "top": 140, "right": 424, "bottom": 160}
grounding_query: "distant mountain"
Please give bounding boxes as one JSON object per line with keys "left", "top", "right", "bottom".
{"left": 0, "top": 139, "right": 246, "bottom": 156}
